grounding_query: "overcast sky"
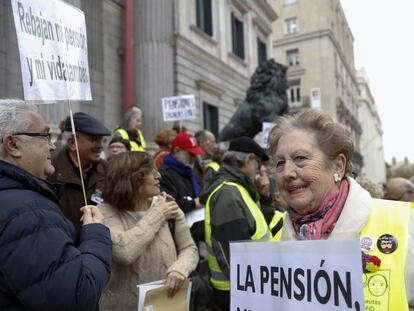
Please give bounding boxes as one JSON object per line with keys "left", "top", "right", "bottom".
{"left": 340, "top": 0, "right": 414, "bottom": 163}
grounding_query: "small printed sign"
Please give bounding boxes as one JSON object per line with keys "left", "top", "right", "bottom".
{"left": 162, "top": 95, "right": 196, "bottom": 122}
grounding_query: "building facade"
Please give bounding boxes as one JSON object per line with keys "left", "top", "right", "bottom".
{"left": 0, "top": 0, "right": 277, "bottom": 146}
{"left": 356, "top": 68, "right": 386, "bottom": 183}
{"left": 137, "top": 0, "right": 277, "bottom": 142}
{"left": 271, "top": 0, "right": 363, "bottom": 172}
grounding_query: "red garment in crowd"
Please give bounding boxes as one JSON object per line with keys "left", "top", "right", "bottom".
{"left": 153, "top": 146, "right": 171, "bottom": 167}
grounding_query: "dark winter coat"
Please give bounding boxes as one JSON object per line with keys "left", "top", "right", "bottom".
{"left": 49, "top": 148, "right": 107, "bottom": 232}
{"left": 0, "top": 160, "right": 112, "bottom": 310}
{"left": 159, "top": 163, "right": 198, "bottom": 214}
{"left": 199, "top": 164, "right": 273, "bottom": 266}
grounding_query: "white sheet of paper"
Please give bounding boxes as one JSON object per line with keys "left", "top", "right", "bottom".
{"left": 185, "top": 207, "right": 205, "bottom": 228}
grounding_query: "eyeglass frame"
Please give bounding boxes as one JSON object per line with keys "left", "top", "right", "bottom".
{"left": 11, "top": 132, "right": 52, "bottom": 143}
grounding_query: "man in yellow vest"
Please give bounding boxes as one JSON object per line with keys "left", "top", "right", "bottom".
{"left": 203, "top": 137, "right": 272, "bottom": 310}
{"left": 113, "top": 107, "right": 146, "bottom": 151}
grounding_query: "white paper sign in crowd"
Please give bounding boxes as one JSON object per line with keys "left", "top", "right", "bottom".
{"left": 11, "top": 0, "right": 91, "bottom": 100}
{"left": 261, "top": 122, "right": 274, "bottom": 149}
{"left": 162, "top": 95, "right": 196, "bottom": 122}
{"left": 230, "top": 239, "right": 365, "bottom": 311}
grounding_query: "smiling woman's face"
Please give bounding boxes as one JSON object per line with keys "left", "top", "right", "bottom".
{"left": 274, "top": 129, "right": 338, "bottom": 215}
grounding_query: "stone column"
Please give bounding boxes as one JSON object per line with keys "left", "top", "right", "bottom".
{"left": 134, "top": 0, "right": 175, "bottom": 145}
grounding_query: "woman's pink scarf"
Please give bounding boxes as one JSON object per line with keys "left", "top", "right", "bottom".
{"left": 290, "top": 179, "right": 349, "bottom": 240}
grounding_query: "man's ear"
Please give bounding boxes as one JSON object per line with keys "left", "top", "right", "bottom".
{"left": 2, "top": 135, "right": 22, "bottom": 158}
{"left": 66, "top": 135, "right": 77, "bottom": 152}
{"left": 333, "top": 153, "right": 347, "bottom": 177}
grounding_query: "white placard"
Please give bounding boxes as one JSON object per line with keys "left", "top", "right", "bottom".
{"left": 162, "top": 95, "right": 196, "bottom": 121}
{"left": 311, "top": 87, "right": 321, "bottom": 109}
{"left": 262, "top": 122, "right": 274, "bottom": 148}
{"left": 11, "top": 0, "right": 91, "bottom": 100}
{"left": 230, "top": 239, "right": 365, "bottom": 311}
{"left": 185, "top": 207, "right": 205, "bottom": 228}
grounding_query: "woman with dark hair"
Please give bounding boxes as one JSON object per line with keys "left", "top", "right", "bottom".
{"left": 269, "top": 108, "right": 414, "bottom": 310}
{"left": 98, "top": 152, "right": 198, "bottom": 310}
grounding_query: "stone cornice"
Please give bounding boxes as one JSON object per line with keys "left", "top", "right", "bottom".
{"left": 253, "top": 15, "right": 272, "bottom": 36}
{"left": 252, "top": 0, "right": 278, "bottom": 22}
{"left": 231, "top": 0, "right": 250, "bottom": 14}
{"left": 196, "top": 79, "right": 225, "bottom": 98}
{"left": 190, "top": 25, "right": 218, "bottom": 46}
{"left": 287, "top": 66, "right": 306, "bottom": 78}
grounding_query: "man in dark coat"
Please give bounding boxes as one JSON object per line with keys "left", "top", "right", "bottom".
{"left": 49, "top": 112, "right": 110, "bottom": 232}
{"left": 0, "top": 99, "right": 112, "bottom": 310}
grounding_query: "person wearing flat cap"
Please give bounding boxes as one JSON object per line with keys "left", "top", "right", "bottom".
{"left": 201, "top": 136, "right": 275, "bottom": 310}
{"left": 49, "top": 112, "right": 111, "bottom": 232}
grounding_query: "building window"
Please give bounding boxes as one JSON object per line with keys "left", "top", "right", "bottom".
{"left": 196, "top": 0, "right": 213, "bottom": 36}
{"left": 231, "top": 13, "right": 245, "bottom": 59}
{"left": 203, "top": 102, "right": 219, "bottom": 137}
{"left": 287, "top": 49, "right": 300, "bottom": 66}
{"left": 288, "top": 80, "right": 301, "bottom": 107}
{"left": 257, "top": 39, "right": 267, "bottom": 65}
{"left": 285, "top": 17, "right": 298, "bottom": 34}
{"left": 284, "top": 0, "right": 297, "bottom": 5}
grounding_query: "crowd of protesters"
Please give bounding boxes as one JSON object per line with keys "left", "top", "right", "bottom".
{"left": 0, "top": 99, "right": 413, "bottom": 310}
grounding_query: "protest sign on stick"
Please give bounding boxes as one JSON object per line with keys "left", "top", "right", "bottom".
{"left": 11, "top": 0, "right": 91, "bottom": 101}
{"left": 11, "top": 0, "right": 92, "bottom": 205}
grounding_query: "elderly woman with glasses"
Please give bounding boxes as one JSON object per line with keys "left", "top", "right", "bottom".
{"left": 269, "top": 108, "right": 414, "bottom": 310}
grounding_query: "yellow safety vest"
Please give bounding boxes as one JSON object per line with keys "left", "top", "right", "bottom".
{"left": 205, "top": 161, "right": 220, "bottom": 172}
{"left": 114, "top": 128, "right": 146, "bottom": 151}
{"left": 274, "top": 199, "right": 412, "bottom": 311}
{"left": 205, "top": 181, "right": 271, "bottom": 291}
{"left": 269, "top": 210, "right": 286, "bottom": 241}
{"left": 360, "top": 199, "right": 411, "bottom": 311}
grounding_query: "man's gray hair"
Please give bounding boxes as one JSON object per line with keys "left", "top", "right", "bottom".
{"left": 221, "top": 150, "right": 251, "bottom": 168}
{"left": 0, "top": 99, "right": 38, "bottom": 158}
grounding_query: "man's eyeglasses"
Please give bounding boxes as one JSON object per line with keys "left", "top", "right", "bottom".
{"left": 13, "top": 132, "right": 52, "bottom": 143}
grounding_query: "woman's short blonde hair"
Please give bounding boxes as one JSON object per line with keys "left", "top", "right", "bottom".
{"left": 268, "top": 109, "right": 354, "bottom": 175}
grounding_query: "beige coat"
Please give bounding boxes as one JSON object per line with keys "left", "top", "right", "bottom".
{"left": 281, "top": 177, "right": 414, "bottom": 309}
{"left": 98, "top": 201, "right": 198, "bottom": 311}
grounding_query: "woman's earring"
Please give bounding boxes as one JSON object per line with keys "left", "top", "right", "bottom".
{"left": 334, "top": 173, "right": 341, "bottom": 183}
